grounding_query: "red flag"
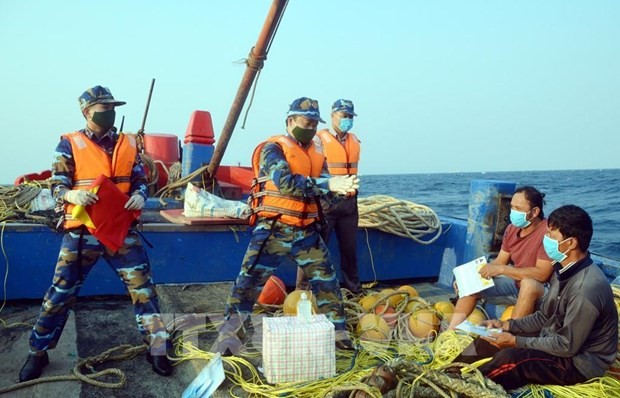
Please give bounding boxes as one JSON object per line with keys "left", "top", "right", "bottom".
{"left": 73, "top": 174, "right": 141, "bottom": 252}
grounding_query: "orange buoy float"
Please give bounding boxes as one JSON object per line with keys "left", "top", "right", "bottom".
{"left": 500, "top": 305, "right": 514, "bottom": 321}
{"left": 257, "top": 275, "right": 287, "bottom": 305}
{"left": 407, "top": 307, "right": 440, "bottom": 339}
{"left": 357, "top": 314, "right": 391, "bottom": 341}
{"left": 283, "top": 290, "right": 319, "bottom": 315}
{"left": 374, "top": 304, "right": 398, "bottom": 328}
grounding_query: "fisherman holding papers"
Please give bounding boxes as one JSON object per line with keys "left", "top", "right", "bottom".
{"left": 448, "top": 186, "right": 552, "bottom": 330}
{"left": 454, "top": 205, "right": 618, "bottom": 390}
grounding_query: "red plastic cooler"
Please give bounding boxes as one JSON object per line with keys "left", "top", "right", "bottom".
{"left": 143, "top": 133, "right": 180, "bottom": 190}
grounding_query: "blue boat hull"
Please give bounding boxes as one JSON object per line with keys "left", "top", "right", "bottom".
{"left": 4, "top": 178, "right": 619, "bottom": 301}
{"left": 1, "top": 216, "right": 468, "bottom": 300}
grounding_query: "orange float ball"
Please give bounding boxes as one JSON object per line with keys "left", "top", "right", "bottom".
{"left": 407, "top": 308, "right": 440, "bottom": 339}
{"left": 374, "top": 304, "right": 398, "bottom": 327}
{"left": 257, "top": 275, "right": 287, "bottom": 305}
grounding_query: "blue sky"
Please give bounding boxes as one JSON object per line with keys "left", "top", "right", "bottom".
{"left": 1, "top": 0, "right": 619, "bottom": 182}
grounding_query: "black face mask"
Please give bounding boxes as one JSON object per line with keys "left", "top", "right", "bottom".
{"left": 291, "top": 126, "right": 317, "bottom": 145}
{"left": 91, "top": 109, "right": 116, "bottom": 130}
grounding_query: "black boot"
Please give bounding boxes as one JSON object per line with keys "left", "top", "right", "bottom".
{"left": 19, "top": 352, "right": 49, "bottom": 382}
{"left": 335, "top": 330, "right": 356, "bottom": 351}
{"left": 146, "top": 351, "right": 173, "bottom": 376}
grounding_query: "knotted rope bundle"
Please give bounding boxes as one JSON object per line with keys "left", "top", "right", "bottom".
{"left": 357, "top": 195, "right": 442, "bottom": 244}
{"left": 330, "top": 359, "right": 509, "bottom": 398}
{"left": 0, "top": 183, "right": 46, "bottom": 222}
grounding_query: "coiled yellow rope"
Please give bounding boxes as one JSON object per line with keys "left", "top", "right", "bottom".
{"left": 0, "top": 344, "right": 145, "bottom": 394}
{"left": 357, "top": 195, "right": 442, "bottom": 244}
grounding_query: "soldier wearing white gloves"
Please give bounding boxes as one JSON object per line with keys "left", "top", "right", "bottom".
{"left": 19, "top": 85, "right": 171, "bottom": 384}
{"left": 328, "top": 174, "right": 360, "bottom": 196}
{"left": 217, "top": 96, "right": 355, "bottom": 356}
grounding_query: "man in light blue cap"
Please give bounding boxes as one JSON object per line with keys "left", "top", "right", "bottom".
{"left": 296, "top": 99, "right": 362, "bottom": 294}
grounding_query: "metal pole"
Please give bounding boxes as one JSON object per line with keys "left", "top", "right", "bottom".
{"left": 207, "top": 0, "right": 287, "bottom": 177}
{"left": 139, "top": 78, "right": 156, "bottom": 134}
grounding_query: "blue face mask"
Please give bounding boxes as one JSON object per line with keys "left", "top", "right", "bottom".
{"left": 338, "top": 118, "right": 353, "bottom": 133}
{"left": 509, "top": 209, "right": 531, "bottom": 228}
{"left": 543, "top": 235, "right": 571, "bottom": 263}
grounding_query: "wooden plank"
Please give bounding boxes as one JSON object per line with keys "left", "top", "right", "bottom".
{"left": 159, "top": 209, "right": 249, "bottom": 225}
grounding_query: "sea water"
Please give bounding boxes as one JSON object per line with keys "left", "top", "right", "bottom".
{"left": 360, "top": 169, "right": 619, "bottom": 259}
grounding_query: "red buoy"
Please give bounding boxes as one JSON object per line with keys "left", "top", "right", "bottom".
{"left": 258, "top": 275, "right": 287, "bottom": 305}
{"left": 184, "top": 110, "right": 215, "bottom": 145}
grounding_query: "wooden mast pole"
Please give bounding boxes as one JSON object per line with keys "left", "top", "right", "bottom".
{"left": 207, "top": 0, "right": 288, "bottom": 177}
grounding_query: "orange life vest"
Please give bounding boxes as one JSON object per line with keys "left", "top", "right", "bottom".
{"left": 62, "top": 132, "right": 137, "bottom": 229}
{"left": 249, "top": 135, "right": 325, "bottom": 227}
{"left": 316, "top": 129, "right": 360, "bottom": 175}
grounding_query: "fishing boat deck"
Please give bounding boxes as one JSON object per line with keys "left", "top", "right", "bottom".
{"left": 0, "top": 281, "right": 455, "bottom": 397}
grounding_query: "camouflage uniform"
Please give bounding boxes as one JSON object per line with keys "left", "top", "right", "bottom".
{"left": 29, "top": 127, "right": 167, "bottom": 354}
{"left": 223, "top": 140, "right": 346, "bottom": 330}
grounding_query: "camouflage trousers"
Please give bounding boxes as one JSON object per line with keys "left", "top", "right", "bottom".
{"left": 29, "top": 229, "right": 168, "bottom": 353}
{"left": 225, "top": 219, "right": 346, "bottom": 330}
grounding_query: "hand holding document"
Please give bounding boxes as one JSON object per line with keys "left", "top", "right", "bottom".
{"left": 455, "top": 320, "right": 502, "bottom": 338}
{"left": 452, "top": 256, "right": 495, "bottom": 298}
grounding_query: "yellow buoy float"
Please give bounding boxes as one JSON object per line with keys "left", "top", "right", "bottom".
{"left": 357, "top": 314, "right": 391, "bottom": 341}
{"left": 404, "top": 296, "right": 430, "bottom": 313}
{"left": 390, "top": 285, "right": 418, "bottom": 308}
{"left": 433, "top": 300, "right": 455, "bottom": 322}
{"left": 283, "top": 290, "right": 319, "bottom": 315}
{"left": 467, "top": 307, "right": 487, "bottom": 325}
{"left": 359, "top": 294, "right": 381, "bottom": 313}
{"left": 500, "top": 305, "right": 514, "bottom": 321}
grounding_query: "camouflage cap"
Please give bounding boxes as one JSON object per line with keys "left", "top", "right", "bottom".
{"left": 331, "top": 99, "right": 357, "bottom": 116}
{"left": 78, "top": 85, "right": 126, "bottom": 111}
{"left": 287, "top": 97, "right": 325, "bottom": 123}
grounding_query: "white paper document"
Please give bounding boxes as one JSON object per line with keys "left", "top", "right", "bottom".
{"left": 455, "top": 320, "right": 502, "bottom": 338}
{"left": 182, "top": 353, "right": 225, "bottom": 398}
{"left": 453, "top": 256, "right": 494, "bottom": 298}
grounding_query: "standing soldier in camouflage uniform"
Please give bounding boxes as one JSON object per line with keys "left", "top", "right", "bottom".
{"left": 296, "top": 99, "right": 362, "bottom": 294}
{"left": 214, "top": 97, "right": 359, "bottom": 355}
{"left": 19, "top": 85, "right": 172, "bottom": 382}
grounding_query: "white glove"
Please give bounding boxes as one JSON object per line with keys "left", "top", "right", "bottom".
{"left": 64, "top": 190, "right": 98, "bottom": 206}
{"left": 328, "top": 175, "right": 360, "bottom": 195}
{"left": 124, "top": 194, "right": 145, "bottom": 210}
